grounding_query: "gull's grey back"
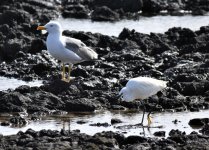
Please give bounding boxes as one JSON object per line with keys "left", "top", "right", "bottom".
{"left": 64, "top": 37, "right": 98, "bottom": 61}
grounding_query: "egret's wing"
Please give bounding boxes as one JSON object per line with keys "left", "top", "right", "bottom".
{"left": 127, "top": 77, "right": 167, "bottom": 99}
{"left": 64, "top": 37, "right": 98, "bottom": 61}
{"left": 128, "top": 77, "right": 167, "bottom": 90}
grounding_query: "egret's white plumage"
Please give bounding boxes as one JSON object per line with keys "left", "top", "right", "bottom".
{"left": 119, "top": 77, "right": 167, "bottom": 102}
{"left": 37, "top": 21, "right": 98, "bottom": 81}
{"left": 119, "top": 76, "right": 167, "bottom": 126}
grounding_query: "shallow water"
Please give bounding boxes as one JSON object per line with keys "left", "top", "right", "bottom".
{"left": 57, "top": 15, "right": 209, "bottom": 36}
{"left": 0, "top": 110, "right": 208, "bottom": 137}
{"left": 0, "top": 77, "right": 43, "bottom": 91}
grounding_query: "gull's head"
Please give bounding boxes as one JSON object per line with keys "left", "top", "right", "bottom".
{"left": 37, "top": 21, "right": 62, "bottom": 34}
{"left": 119, "top": 87, "right": 134, "bottom": 102}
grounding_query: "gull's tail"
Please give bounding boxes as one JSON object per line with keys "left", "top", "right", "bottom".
{"left": 87, "top": 47, "right": 98, "bottom": 60}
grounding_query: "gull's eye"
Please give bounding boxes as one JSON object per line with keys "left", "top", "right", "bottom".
{"left": 50, "top": 25, "right": 53, "bottom": 27}
{"left": 121, "top": 95, "right": 123, "bottom": 99}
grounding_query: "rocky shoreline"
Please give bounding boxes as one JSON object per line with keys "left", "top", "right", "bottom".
{"left": 0, "top": 25, "right": 208, "bottom": 114}
{"left": 0, "top": 0, "right": 209, "bottom": 149}
{"left": 1, "top": 129, "right": 209, "bottom": 149}
{"left": 61, "top": 0, "right": 209, "bottom": 21}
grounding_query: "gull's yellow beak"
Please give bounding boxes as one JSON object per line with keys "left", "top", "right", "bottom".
{"left": 37, "top": 26, "right": 46, "bottom": 30}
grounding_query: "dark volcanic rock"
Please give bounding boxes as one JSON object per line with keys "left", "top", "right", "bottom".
{"left": 186, "top": 0, "right": 209, "bottom": 15}
{"left": 189, "top": 118, "right": 209, "bottom": 127}
{"left": 0, "top": 25, "right": 209, "bottom": 114}
{"left": 93, "top": 0, "right": 143, "bottom": 12}
{"left": 10, "top": 116, "right": 27, "bottom": 126}
{"left": 15, "top": 85, "right": 31, "bottom": 94}
{"left": 57, "top": 0, "right": 209, "bottom": 20}
{"left": 142, "top": 0, "right": 166, "bottom": 14}
{"left": 29, "top": 39, "right": 46, "bottom": 54}
{"left": 0, "top": 10, "right": 30, "bottom": 26}
{"left": 90, "top": 122, "right": 110, "bottom": 127}
{"left": 0, "top": 92, "right": 32, "bottom": 112}
{"left": 0, "top": 127, "right": 209, "bottom": 149}
{"left": 123, "top": 135, "right": 148, "bottom": 145}
{"left": 111, "top": 105, "right": 126, "bottom": 110}
{"left": 169, "top": 129, "right": 185, "bottom": 137}
{"left": 62, "top": 4, "right": 89, "bottom": 19}
{"left": 0, "top": 0, "right": 209, "bottom": 149}
{"left": 175, "top": 81, "right": 209, "bottom": 96}
{"left": 200, "top": 124, "right": 209, "bottom": 135}
{"left": 91, "top": 6, "right": 120, "bottom": 21}
{"left": 0, "top": 39, "right": 26, "bottom": 61}
{"left": 0, "top": 6, "right": 209, "bottom": 150}
{"left": 154, "top": 131, "right": 166, "bottom": 137}
{"left": 65, "top": 98, "right": 97, "bottom": 112}
{"left": 1, "top": 121, "right": 10, "bottom": 126}
{"left": 77, "top": 120, "right": 87, "bottom": 124}
{"left": 0, "top": 0, "right": 59, "bottom": 61}
{"left": 111, "top": 118, "right": 123, "bottom": 124}
{"left": 192, "top": 8, "right": 207, "bottom": 15}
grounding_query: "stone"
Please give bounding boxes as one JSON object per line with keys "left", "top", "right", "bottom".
{"left": 91, "top": 6, "right": 120, "bottom": 21}
{"left": 111, "top": 118, "right": 123, "bottom": 124}
{"left": 154, "top": 131, "right": 166, "bottom": 137}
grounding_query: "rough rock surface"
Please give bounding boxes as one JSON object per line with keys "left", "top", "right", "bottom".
{"left": 0, "top": 129, "right": 209, "bottom": 149}
{"left": 60, "top": 0, "right": 209, "bottom": 21}
{"left": 0, "top": 0, "right": 59, "bottom": 61}
{"left": 0, "top": 0, "right": 209, "bottom": 149}
{"left": 0, "top": 26, "right": 208, "bottom": 114}
{"left": 91, "top": 6, "right": 120, "bottom": 21}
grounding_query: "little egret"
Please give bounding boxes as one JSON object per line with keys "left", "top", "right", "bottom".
{"left": 37, "top": 21, "right": 98, "bottom": 82}
{"left": 119, "top": 77, "right": 167, "bottom": 125}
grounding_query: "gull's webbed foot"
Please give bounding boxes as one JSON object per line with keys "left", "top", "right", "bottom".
{"left": 61, "top": 78, "right": 70, "bottom": 82}
{"left": 61, "top": 64, "right": 73, "bottom": 83}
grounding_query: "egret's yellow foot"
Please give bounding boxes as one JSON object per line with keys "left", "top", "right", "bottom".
{"left": 147, "top": 114, "right": 152, "bottom": 126}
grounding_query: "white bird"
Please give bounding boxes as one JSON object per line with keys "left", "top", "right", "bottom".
{"left": 119, "top": 77, "right": 167, "bottom": 125}
{"left": 37, "top": 21, "right": 98, "bottom": 82}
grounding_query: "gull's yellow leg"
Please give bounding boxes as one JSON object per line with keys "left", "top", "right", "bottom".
{"left": 68, "top": 65, "right": 71, "bottom": 82}
{"left": 147, "top": 113, "right": 152, "bottom": 126}
{"left": 61, "top": 63, "right": 66, "bottom": 81}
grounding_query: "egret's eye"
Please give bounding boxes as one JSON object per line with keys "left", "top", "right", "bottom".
{"left": 50, "top": 25, "right": 53, "bottom": 27}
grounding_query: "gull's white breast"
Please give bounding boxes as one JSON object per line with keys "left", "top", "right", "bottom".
{"left": 46, "top": 34, "right": 82, "bottom": 64}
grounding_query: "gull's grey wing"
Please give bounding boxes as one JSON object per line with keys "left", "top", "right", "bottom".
{"left": 64, "top": 37, "right": 98, "bottom": 61}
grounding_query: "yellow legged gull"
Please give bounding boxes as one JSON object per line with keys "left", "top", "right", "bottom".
{"left": 37, "top": 21, "right": 98, "bottom": 82}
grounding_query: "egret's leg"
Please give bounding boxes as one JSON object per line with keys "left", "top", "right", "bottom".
{"left": 61, "top": 63, "right": 66, "bottom": 81}
{"left": 141, "top": 108, "right": 145, "bottom": 125}
{"left": 140, "top": 101, "right": 146, "bottom": 125}
{"left": 142, "top": 126, "right": 145, "bottom": 136}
